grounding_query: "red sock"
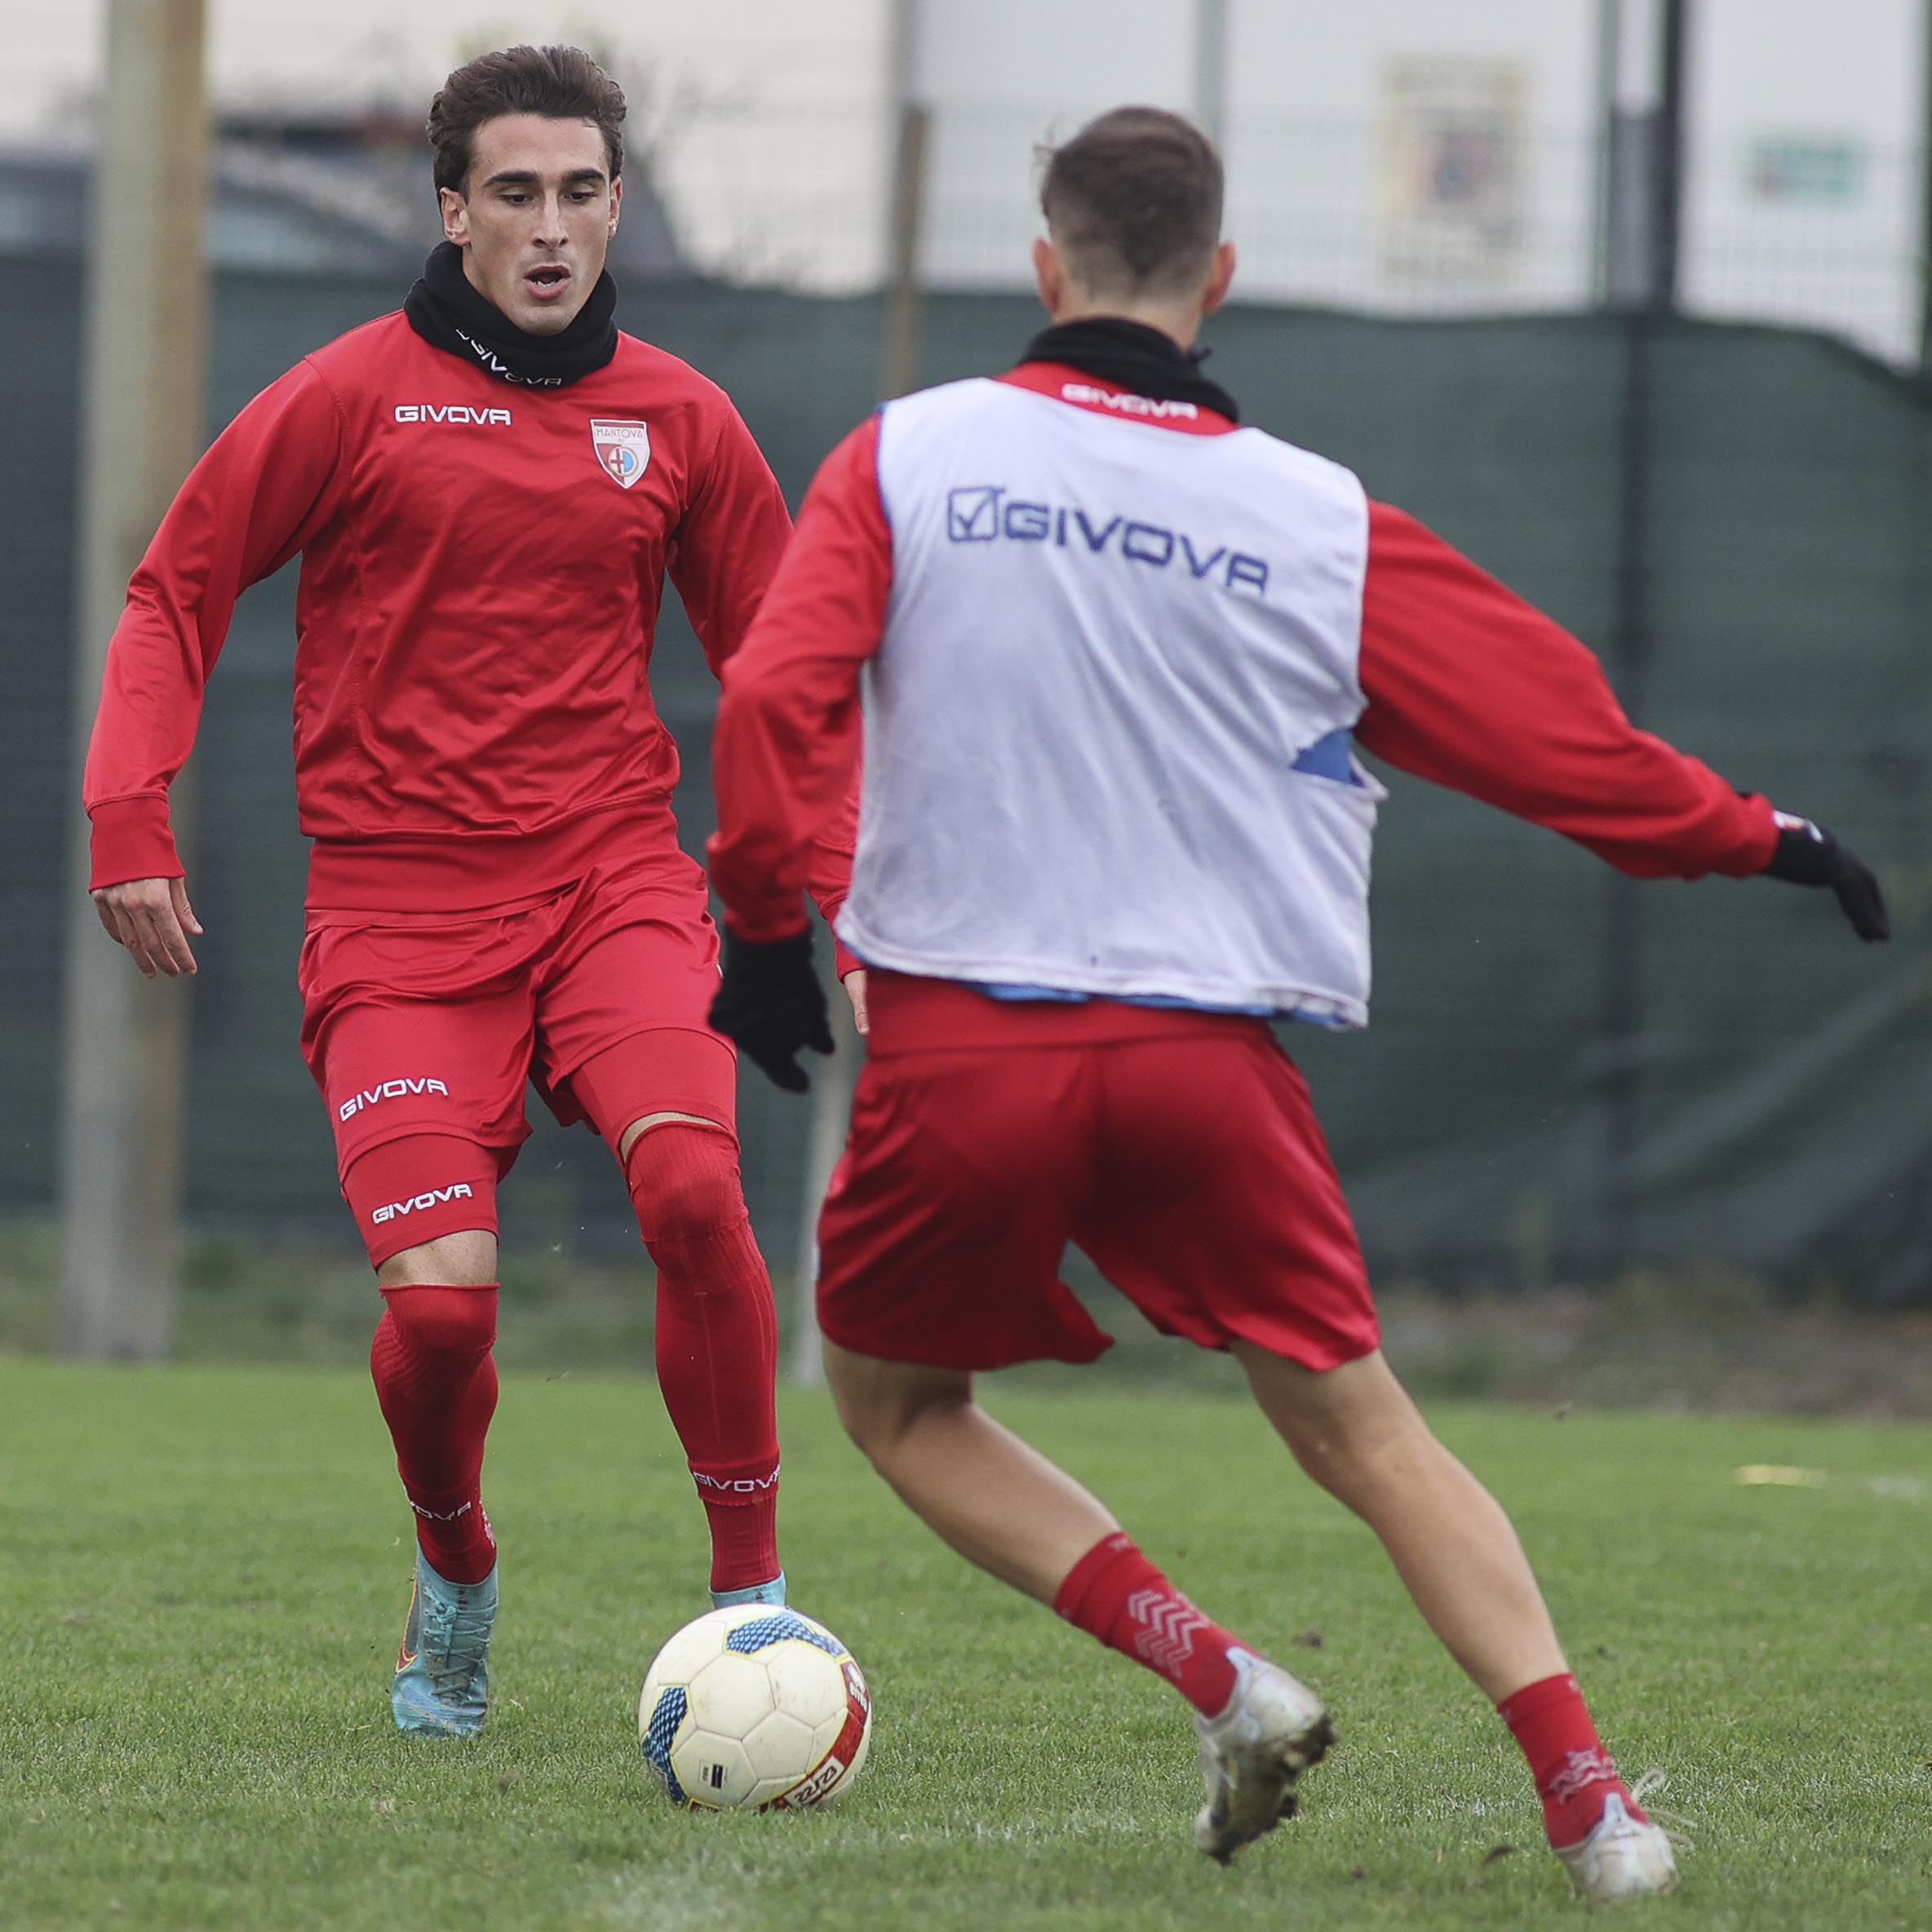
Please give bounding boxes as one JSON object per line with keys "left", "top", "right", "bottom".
{"left": 369, "top": 1284, "right": 499, "bottom": 1586}
{"left": 1498, "top": 1672, "right": 1646, "bottom": 1847}
{"left": 1052, "top": 1531, "right": 1245, "bottom": 1715}
{"left": 627, "top": 1127, "right": 782, "bottom": 1593}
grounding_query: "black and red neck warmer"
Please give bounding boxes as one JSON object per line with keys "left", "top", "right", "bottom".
{"left": 1018, "top": 316, "right": 1239, "bottom": 421}
{"left": 405, "top": 241, "right": 618, "bottom": 388}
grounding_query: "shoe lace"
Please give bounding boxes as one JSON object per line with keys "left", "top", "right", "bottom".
{"left": 417, "top": 1587, "right": 490, "bottom": 1695}
{"left": 1627, "top": 1770, "right": 1695, "bottom": 1853}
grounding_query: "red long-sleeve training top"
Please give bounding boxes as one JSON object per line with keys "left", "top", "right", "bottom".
{"left": 707, "top": 363, "right": 1777, "bottom": 945}
{"left": 84, "top": 308, "right": 853, "bottom": 920}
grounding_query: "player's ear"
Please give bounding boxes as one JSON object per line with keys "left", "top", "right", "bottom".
{"left": 1033, "top": 236, "right": 1066, "bottom": 319}
{"left": 1200, "top": 240, "right": 1237, "bottom": 317}
{"left": 609, "top": 173, "right": 624, "bottom": 238}
{"left": 439, "top": 186, "right": 470, "bottom": 248}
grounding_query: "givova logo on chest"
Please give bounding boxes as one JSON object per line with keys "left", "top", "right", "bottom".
{"left": 944, "top": 485, "right": 1270, "bottom": 596}
{"left": 392, "top": 404, "right": 512, "bottom": 426}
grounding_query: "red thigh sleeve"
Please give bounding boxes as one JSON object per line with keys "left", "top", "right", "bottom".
{"left": 565, "top": 1027, "right": 740, "bottom": 1154}
{"left": 343, "top": 1135, "right": 501, "bottom": 1270}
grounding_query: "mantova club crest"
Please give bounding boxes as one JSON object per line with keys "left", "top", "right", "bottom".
{"left": 592, "top": 419, "right": 651, "bottom": 489}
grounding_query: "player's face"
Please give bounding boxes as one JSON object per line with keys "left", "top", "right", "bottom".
{"left": 441, "top": 113, "right": 623, "bottom": 336}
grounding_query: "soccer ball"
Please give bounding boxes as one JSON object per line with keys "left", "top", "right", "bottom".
{"left": 638, "top": 1605, "right": 872, "bottom": 1811}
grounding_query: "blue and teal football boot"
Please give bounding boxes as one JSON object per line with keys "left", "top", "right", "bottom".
{"left": 392, "top": 1552, "right": 497, "bottom": 1737}
{"left": 711, "top": 1571, "right": 787, "bottom": 1609}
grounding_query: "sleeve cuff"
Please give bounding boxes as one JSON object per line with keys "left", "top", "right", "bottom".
{"left": 718, "top": 908, "right": 858, "bottom": 979}
{"left": 1733, "top": 793, "right": 1782, "bottom": 877}
{"left": 88, "top": 796, "right": 182, "bottom": 891}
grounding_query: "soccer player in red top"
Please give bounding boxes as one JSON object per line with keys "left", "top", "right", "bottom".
{"left": 704, "top": 109, "right": 1886, "bottom": 1896}
{"left": 82, "top": 45, "right": 862, "bottom": 1738}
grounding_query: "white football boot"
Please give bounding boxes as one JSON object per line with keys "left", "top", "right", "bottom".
{"left": 1554, "top": 1775, "right": 1682, "bottom": 1903}
{"left": 1193, "top": 1647, "right": 1335, "bottom": 1863}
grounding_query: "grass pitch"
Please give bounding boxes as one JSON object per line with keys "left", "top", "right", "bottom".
{"left": 1, "top": 1352, "right": 1926, "bottom": 1932}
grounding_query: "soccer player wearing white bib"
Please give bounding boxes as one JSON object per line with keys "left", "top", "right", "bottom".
{"left": 704, "top": 109, "right": 1886, "bottom": 1895}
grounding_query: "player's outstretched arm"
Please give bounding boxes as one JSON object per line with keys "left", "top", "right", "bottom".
{"left": 84, "top": 360, "right": 344, "bottom": 961}
{"left": 1354, "top": 501, "right": 1887, "bottom": 941}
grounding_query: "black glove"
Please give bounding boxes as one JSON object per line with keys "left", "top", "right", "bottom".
{"left": 708, "top": 928, "right": 835, "bottom": 1092}
{"left": 1762, "top": 814, "right": 1890, "bottom": 942}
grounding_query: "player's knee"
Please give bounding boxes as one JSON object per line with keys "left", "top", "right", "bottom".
{"left": 824, "top": 1343, "right": 968, "bottom": 1460}
{"left": 1283, "top": 1395, "right": 1442, "bottom": 1512}
{"left": 1234, "top": 1342, "right": 1429, "bottom": 1497}
{"left": 826, "top": 1375, "right": 905, "bottom": 1461}
{"left": 625, "top": 1122, "right": 747, "bottom": 1247}
{"left": 381, "top": 1282, "right": 499, "bottom": 1367}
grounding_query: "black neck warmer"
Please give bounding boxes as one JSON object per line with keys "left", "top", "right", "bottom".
{"left": 1018, "top": 316, "right": 1239, "bottom": 422}
{"left": 404, "top": 242, "right": 618, "bottom": 388}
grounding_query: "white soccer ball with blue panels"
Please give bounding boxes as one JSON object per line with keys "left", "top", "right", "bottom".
{"left": 638, "top": 1605, "right": 872, "bottom": 1810}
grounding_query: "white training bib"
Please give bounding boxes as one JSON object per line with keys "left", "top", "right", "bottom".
{"left": 836, "top": 376, "right": 1382, "bottom": 1024}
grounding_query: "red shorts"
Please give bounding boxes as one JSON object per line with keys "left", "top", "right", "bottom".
{"left": 816, "top": 972, "right": 1377, "bottom": 1374}
{"left": 299, "top": 849, "right": 738, "bottom": 1265}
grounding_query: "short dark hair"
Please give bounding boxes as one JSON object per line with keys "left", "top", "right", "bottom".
{"left": 428, "top": 44, "right": 627, "bottom": 195}
{"left": 1039, "top": 106, "right": 1223, "bottom": 297}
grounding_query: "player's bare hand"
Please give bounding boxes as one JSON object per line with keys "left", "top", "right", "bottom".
{"left": 91, "top": 875, "right": 202, "bottom": 979}
{"left": 842, "top": 967, "right": 869, "bottom": 1037}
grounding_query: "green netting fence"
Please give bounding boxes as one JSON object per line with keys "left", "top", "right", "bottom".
{"left": 4, "top": 261, "right": 1929, "bottom": 1297}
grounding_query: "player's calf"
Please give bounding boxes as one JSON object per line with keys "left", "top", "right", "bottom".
{"left": 1239, "top": 1342, "right": 1676, "bottom": 1895}
{"left": 625, "top": 1123, "right": 783, "bottom": 1602}
{"left": 369, "top": 1282, "right": 501, "bottom": 1585}
{"left": 370, "top": 1278, "right": 502, "bottom": 1736}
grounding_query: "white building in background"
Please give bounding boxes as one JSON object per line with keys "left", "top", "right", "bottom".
{"left": 2, "top": 0, "right": 1925, "bottom": 360}
{"left": 909, "top": 0, "right": 1930, "bottom": 361}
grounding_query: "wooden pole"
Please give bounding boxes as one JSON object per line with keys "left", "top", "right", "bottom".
{"left": 879, "top": 100, "right": 931, "bottom": 401}
{"left": 57, "top": 0, "right": 210, "bottom": 1359}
